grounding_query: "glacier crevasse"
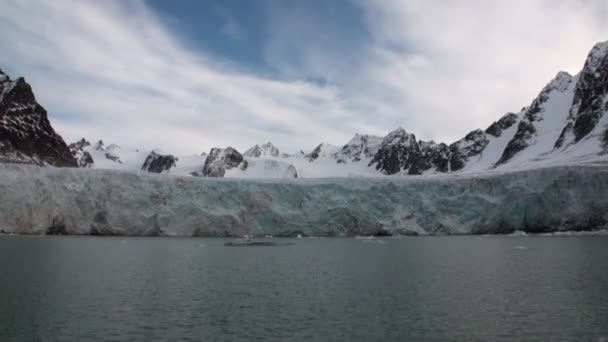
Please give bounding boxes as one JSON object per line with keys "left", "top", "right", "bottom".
{"left": 0, "top": 164, "right": 607, "bottom": 236}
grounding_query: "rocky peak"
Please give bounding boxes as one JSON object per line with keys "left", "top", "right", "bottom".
{"left": 569, "top": 41, "right": 608, "bottom": 143}
{"left": 415, "top": 141, "right": 450, "bottom": 173}
{"left": 141, "top": 151, "right": 177, "bottom": 173}
{"left": 485, "top": 113, "right": 518, "bottom": 137}
{"left": 448, "top": 129, "right": 489, "bottom": 171}
{"left": 583, "top": 41, "right": 608, "bottom": 76}
{"left": 368, "top": 128, "right": 422, "bottom": 175}
{"left": 94, "top": 140, "right": 105, "bottom": 151}
{"left": 334, "top": 133, "right": 382, "bottom": 163}
{"left": 305, "top": 143, "right": 338, "bottom": 162}
{"left": 0, "top": 69, "right": 76, "bottom": 167}
{"left": 69, "top": 138, "right": 94, "bottom": 168}
{"left": 243, "top": 142, "right": 280, "bottom": 158}
{"left": 69, "top": 138, "right": 90, "bottom": 151}
{"left": 200, "top": 147, "right": 248, "bottom": 177}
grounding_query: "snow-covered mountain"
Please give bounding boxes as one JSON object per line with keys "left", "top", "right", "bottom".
{"left": 2, "top": 42, "right": 608, "bottom": 237}
{"left": 2, "top": 41, "right": 608, "bottom": 178}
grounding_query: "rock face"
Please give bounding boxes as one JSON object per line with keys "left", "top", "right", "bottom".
{"left": 306, "top": 143, "right": 337, "bottom": 162}
{"left": 200, "top": 147, "right": 248, "bottom": 177}
{"left": 555, "top": 42, "right": 608, "bottom": 150}
{"left": 243, "top": 142, "right": 280, "bottom": 158}
{"left": 497, "top": 72, "right": 573, "bottom": 165}
{"left": 485, "top": 113, "right": 518, "bottom": 137}
{"left": 0, "top": 69, "right": 76, "bottom": 167}
{"left": 68, "top": 138, "right": 94, "bottom": 168}
{"left": 369, "top": 128, "right": 422, "bottom": 175}
{"left": 141, "top": 151, "right": 177, "bottom": 173}
{"left": 571, "top": 42, "right": 608, "bottom": 143}
{"left": 448, "top": 130, "right": 490, "bottom": 171}
{"left": 415, "top": 141, "right": 450, "bottom": 173}
{"left": 334, "top": 134, "right": 382, "bottom": 163}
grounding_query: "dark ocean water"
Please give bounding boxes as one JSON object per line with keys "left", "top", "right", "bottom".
{"left": 0, "top": 235, "right": 607, "bottom": 341}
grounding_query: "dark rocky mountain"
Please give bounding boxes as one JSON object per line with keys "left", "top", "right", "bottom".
{"left": 0, "top": 69, "right": 76, "bottom": 167}
{"left": 368, "top": 128, "right": 423, "bottom": 175}
{"left": 141, "top": 151, "right": 177, "bottom": 173}
{"left": 68, "top": 138, "right": 94, "bottom": 168}
{"left": 556, "top": 42, "right": 608, "bottom": 149}
{"left": 197, "top": 147, "right": 248, "bottom": 177}
{"left": 485, "top": 113, "right": 518, "bottom": 138}
{"left": 447, "top": 129, "right": 490, "bottom": 171}
{"left": 414, "top": 141, "right": 450, "bottom": 173}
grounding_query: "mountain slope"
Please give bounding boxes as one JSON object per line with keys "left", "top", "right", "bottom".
{"left": 2, "top": 41, "right": 608, "bottom": 178}
{"left": 0, "top": 69, "right": 76, "bottom": 167}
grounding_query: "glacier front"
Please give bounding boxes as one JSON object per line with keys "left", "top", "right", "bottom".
{"left": 0, "top": 164, "right": 607, "bottom": 236}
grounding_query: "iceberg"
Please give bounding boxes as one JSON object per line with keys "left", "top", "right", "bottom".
{"left": 0, "top": 164, "right": 607, "bottom": 236}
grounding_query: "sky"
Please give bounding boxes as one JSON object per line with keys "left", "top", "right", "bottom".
{"left": 0, "top": 0, "right": 607, "bottom": 155}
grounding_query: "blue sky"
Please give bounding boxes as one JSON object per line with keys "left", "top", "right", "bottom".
{"left": 1, "top": 0, "right": 607, "bottom": 154}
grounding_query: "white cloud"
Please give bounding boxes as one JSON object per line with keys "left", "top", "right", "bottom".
{"left": 352, "top": 0, "right": 608, "bottom": 142}
{"left": 0, "top": 0, "right": 357, "bottom": 154}
{"left": 0, "top": 0, "right": 606, "bottom": 154}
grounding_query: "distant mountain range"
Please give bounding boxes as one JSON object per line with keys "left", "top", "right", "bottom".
{"left": 1, "top": 41, "right": 608, "bottom": 178}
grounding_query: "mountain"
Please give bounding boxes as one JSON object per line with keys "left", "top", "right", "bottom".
{"left": 334, "top": 134, "right": 382, "bottom": 164}
{"left": 199, "top": 147, "right": 248, "bottom": 177}
{"left": 2, "top": 41, "right": 608, "bottom": 178}
{"left": 141, "top": 151, "right": 178, "bottom": 173}
{"left": 243, "top": 142, "right": 281, "bottom": 158}
{"left": 0, "top": 69, "right": 76, "bottom": 167}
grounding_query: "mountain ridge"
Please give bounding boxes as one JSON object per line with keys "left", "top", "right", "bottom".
{"left": 1, "top": 41, "right": 608, "bottom": 177}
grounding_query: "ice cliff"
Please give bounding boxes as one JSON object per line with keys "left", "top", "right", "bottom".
{"left": 0, "top": 164, "right": 606, "bottom": 236}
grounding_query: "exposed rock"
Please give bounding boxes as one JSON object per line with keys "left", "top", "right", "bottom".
{"left": 94, "top": 140, "right": 105, "bottom": 151}
{"left": 570, "top": 42, "right": 608, "bottom": 143}
{"left": 103, "top": 144, "right": 122, "bottom": 164}
{"left": 603, "top": 126, "right": 608, "bottom": 152}
{"left": 200, "top": 147, "right": 248, "bottom": 177}
{"left": 448, "top": 129, "right": 489, "bottom": 171}
{"left": 105, "top": 152, "right": 121, "bottom": 163}
{"left": 69, "top": 138, "right": 95, "bottom": 168}
{"left": 497, "top": 71, "right": 573, "bottom": 165}
{"left": 305, "top": 143, "right": 337, "bottom": 162}
{"left": 286, "top": 164, "right": 298, "bottom": 178}
{"left": 243, "top": 142, "right": 280, "bottom": 158}
{"left": 495, "top": 121, "right": 536, "bottom": 166}
{"left": 141, "top": 151, "right": 177, "bottom": 173}
{"left": 369, "top": 128, "right": 422, "bottom": 175}
{"left": 412, "top": 141, "right": 450, "bottom": 173}
{"left": 0, "top": 69, "right": 77, "bottom": 167}
{"left": 334, "top": 134, "right": 382, "bottom": 163}
{"left": 485, "top": 113, "right": 518, "bottom": 137}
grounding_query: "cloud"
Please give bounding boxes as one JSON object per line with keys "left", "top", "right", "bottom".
{"left": 0, "top": 0, "right": 606, "bottom": 154}
{"left": 261, "top": 0, "right": 608, "bottom": 142}
{"left": 351, "top": 0, "right": 608, "bottom": 141}
{"left": 0, "top": 0, "right": 357, "bottom": 154}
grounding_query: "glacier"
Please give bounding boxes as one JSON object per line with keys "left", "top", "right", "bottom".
{"left": 0, "top": 163, "right": 607, "bottom": 237}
